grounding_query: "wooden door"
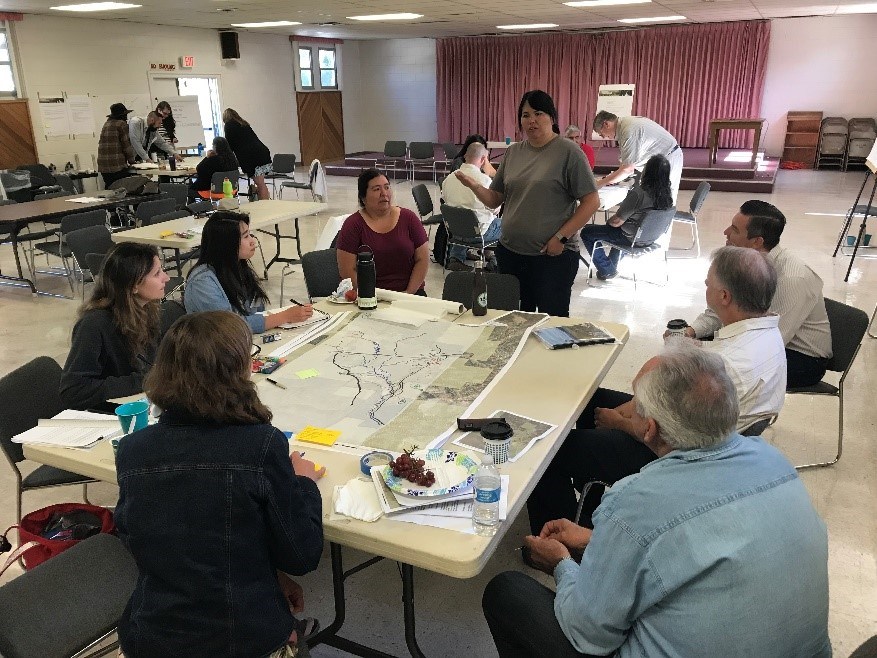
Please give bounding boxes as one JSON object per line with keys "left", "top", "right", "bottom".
{"left": 0, "top": 99, "right": 38, "bottom": 169}
{"left": 296, "top": 91, "right": 344, "bottom": 165}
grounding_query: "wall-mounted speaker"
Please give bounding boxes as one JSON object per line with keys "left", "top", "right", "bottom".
{"left": 219, "top": 31, "right": 240, "bottom": 60}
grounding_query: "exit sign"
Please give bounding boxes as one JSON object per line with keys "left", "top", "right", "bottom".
{"left": 180, "top": 55, "right": 195, "bottom": 69}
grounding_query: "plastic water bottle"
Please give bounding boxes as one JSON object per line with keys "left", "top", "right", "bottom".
{"left": 472, "top": 454, "right": 500, "bottom": 536}
{"left": 222, "top": 177, "right": 233, "bottom": 198}
{"left": 472, "top": 260, "right": 487, "bottom": 316}
{"left": 197, "top": 142, "right": 204, "bottom": 157}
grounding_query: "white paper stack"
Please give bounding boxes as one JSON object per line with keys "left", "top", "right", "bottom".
{"left": 12, "top": 410, "right": 121, "bottom": 448}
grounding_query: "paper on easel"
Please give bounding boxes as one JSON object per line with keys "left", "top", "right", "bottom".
{"left": 866, "top": 141, "right": 877, "bottom": 174}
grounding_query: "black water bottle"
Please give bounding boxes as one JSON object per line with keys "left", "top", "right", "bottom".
{"left": 472, "top": 260, "right": 487, "bottom": 316}
{"left": 356, "top": 247, "right": 377, "bottom": 310}
{"left": 168, "top": 155, "right": 176, "bottom": 171}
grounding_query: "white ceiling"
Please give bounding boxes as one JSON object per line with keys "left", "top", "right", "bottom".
{"left": 3, "top": 0, "right": 874, "bottom": 39}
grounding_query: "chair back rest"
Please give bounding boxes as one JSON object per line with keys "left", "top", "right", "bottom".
{"left": 17, "top": 164, "right": 55, "bottom": 187}
{"left": 442, "top": 271, "right": 521, "bottom": 311}
{"left": 301, "top": 249, "right": 341, "bottom": 299}
{"left": 85, "top": 252, "right": 108, "bottom": 277}
{"left": 60, "top": 209, "right": 110, "bottom": 235}
{"left": 0, "top": 533, "right": 139, "bottom": 658}
{"left": 409, "top": 142, "right": 435, "bottom": 160}
{"left": 54, "top": 174, "right": 76, "bottom": 194}
{"left": 823, "top": 298, "right": 868, "bottom": 373}
{"left": 632, "top": 207, "right": 677, "bottom": 246}
{"left": 272, "top": 153, "right": 297, "bottom": 174}
{"left": 160, "top": 299, "right": 187, "bottom": 337}
{"left": 0, "top": 357, "right": 65, "bottom": 464}
{"left": 411, "top": 184, "right": 434, "bottom": 217}
{"left": 65, "top": 225, "right": 113, "bottom": 270}
{"left": 442, "top": 143, "right": 459, "bottom": 159}
{"left": 136, "top": 197, "right": 177, "bottom": 226}
{"left": 690, "top": 181, "right": 710, "bottom": 214}
{"left": 186, "top": 199, "right": 213, "bottom": 217}
{"left": 441, "top": 204, "right": 483, "bottom": 240}
{"left": 308, "top": 159, "right": 320, "bottom": 185}
{"left": 158, "top": 183, "right": 189, "bottom": 209}
{"left": 210, "top": 170, "right": 240, "bottom": 194}
{"left": 152, "top": 210, "right": 191, "bottom": 224}
{"left": 383, "top": 141, "right": 408, "bottom": 158}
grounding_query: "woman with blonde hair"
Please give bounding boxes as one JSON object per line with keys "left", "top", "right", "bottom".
{"left": 223, "top": 107, "right": 272, "bottom": 200}
{"left": 115, "top": 310, "right": 324, "bottom": 658}
{"left": 60, "top": 242, "right": 169, "bottom": 411}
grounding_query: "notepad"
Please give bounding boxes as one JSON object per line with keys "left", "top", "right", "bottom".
{"left": 296, "top": 426, "right": 340, "bottom": 446}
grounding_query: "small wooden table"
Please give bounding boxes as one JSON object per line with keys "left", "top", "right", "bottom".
{"left": 708, "top": 118, "right": 766, "bottom": 168}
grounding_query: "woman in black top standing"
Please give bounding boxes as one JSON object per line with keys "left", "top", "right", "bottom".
{"left": 223, "top": 108, "right": 272, "bottom": 200}
{"left": 155, "top": 101, "right": 177, "bottom": 147}
{"left": 189, "top": 136, "right": 239, "bottom": 202}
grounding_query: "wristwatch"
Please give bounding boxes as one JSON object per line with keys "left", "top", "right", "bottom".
{"left": 554, "top": 232, "right": 568, "bottom": 244}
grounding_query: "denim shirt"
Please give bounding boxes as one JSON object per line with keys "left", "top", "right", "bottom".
{"left": 554, "top": 434, "right": 831, "bottom": 658}
{"left": 115, "top": 409, "right": 323, "bottom": 657}
{"left": 185, "top": 264, "right": 267, "bottom": 333}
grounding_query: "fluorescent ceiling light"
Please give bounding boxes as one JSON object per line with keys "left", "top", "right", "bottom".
{"left": 618, "top": 14, "right": 686, "bottom": 22}
{"left": 347, "top": 13, "right": 423, "bottom": 21}
{"left": 565, "top": 0, "right": 650, "bottom": 7}
{"left": 231, "top": 20, "right": 301, "bottom": 27}
{"left": 497, "top": 23, "right": 559, "bottom": 29}
{"left": 836, "top": 3, "right": 877, "bottom": 12}
{"left": 51, "top": 2, "right": 140, "bottom": 10}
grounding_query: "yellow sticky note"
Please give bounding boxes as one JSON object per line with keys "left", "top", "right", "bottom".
{"left": 297, "top": 426, "right": 340, "bottom": 446}
{"left": 296, "top": 368, "right": 320, "bottom": 379}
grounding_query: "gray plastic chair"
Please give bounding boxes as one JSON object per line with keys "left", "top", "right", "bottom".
{"left": 280, "top": 159, "right": 320, "bottom": 202}
{"left": 301, "top": 248, "right": 341, "bottom": 301}
{"left": 31, "top": 210, "right": 110, "bottom": 294}
{"left": 158, "top": 182, "right": 189, "bottom": 209}
{"left": 0, "top": 357, "right": 95, "bottom": 523}
{"left": 440, "top": 204, "right": 499, "bottom": 271}
{"left": 786, "top": 298, "right": 868, "bottom": 469}
{"left": 65, "top": 225, "right": 114, "bottom": 299}
{"left": 407, "top": 142, "right": 435, "bottom": 181}
{"left": 442, "top": 271, "right": 521, "bottom": 311}
{"left": 135, "top": 197, "right": 177, "bottom": 226}
{"left": 186, "top": 199, "right": 213, "bottom": 216}
{"left": 411, "top": 184, "right": 443, "bottom": 237}
{"left": 587, "top": 207, "right": 677, "bottom": 288}
{"left": 376, "top": 141, "right": 408, "bottom": 180}
{"left": 670, "top": 182, "right": 709, "bottom": 258}
{"left": 0, "top": 533, "right": 138, "bottom": 658}
{"left": 265, "top": 153, "right": 297, "bottom": 197}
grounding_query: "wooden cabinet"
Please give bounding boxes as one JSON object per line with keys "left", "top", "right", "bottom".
{"left": 782, "top": 111, "right": 822, "bottom": 168}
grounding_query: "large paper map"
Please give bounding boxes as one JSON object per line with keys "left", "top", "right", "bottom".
{"left": 259, "top": 311, "right": 545, "bottom": 451}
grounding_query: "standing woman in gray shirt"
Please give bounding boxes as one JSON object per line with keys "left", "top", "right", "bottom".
{"left": 456, "top": 90, "right": 599, "bottom": 317}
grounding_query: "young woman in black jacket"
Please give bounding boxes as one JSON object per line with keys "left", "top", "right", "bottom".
{"left": 223, "top": 107, "right": 273, "bottom": 200}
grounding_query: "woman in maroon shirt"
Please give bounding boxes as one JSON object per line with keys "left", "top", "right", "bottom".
{"left": 336, "top": 168, "right": 429, "bottom": 295}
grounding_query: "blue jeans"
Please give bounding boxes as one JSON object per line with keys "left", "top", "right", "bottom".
{"left": 580, "top": 224, "right": 633, "bottom": 277}
{"left": 448, "top": 217, "right": 501, "bottom": 262}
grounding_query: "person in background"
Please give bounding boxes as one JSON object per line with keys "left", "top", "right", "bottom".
{"left": 115, "top": 310, "right": 325, "bottom": 658}
{"left": 594, "top": 110, "right": 683, "bottom": 203}
{"left": 96, "top": 102, "right": 136, "bottom": 188}
{"left": 336, "top": 168, "right": 429, "bottom": 295}
{"left": 60, "top": 243, "right": 169, "bottom": 412}
{"left": 189, "top": 136, "right": 240, "bottom": 202}
{"left": 128, "top": 111, "right": 181, "bottom": 163}
{"left": 185, "top": 211, "right": 313, "bottom": 332}
{"left": 485, "top": 345, "right": 830, "bottom": 658}
{"left": 580, "top": 154, "right": 674, "bottom": 280}
{"left": 441, "top": 141, "right": 502, "bottom": 271}
{"left": 564, "top": 124, "right": 596, "bottom": 169}
{"left": 155, "top": 100, "right": 177, "bottom": 147}
{"left": 223, "top": 108, "right": 272, "bottom": 200}
{"left": 456, "top": 89, "right": 599, "bottom": 317}
{"left": 449, "top": 134, "right": 496, "bottom": 177}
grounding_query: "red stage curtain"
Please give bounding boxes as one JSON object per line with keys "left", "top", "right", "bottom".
{"left": 436, "top": 21, "right": 770, "bottom": 149}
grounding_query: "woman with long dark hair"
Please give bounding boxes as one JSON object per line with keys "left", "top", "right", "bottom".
{"left": 115, "top": 310, "right": 324, "bottom": 658}
{"left": 223, "top": 108, "right": 272, "bottom": 200}
{"left": 455, "top": 90, "right": 600, "bottom": 316}
{"left": 60, "top": 242, "right": 169, "bottom": 411}
{"left": 189, "top": 136, "right": 240, "bottom": 202}
{"left": 185, "top": 211, "right": 312, "bottom": 331}
{"left": 580, "top": 154, "right": 674, "bottom": 280}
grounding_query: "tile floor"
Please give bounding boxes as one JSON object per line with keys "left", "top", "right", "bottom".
{"left": 0, "top": 168, "right": 875, "bottom": 656}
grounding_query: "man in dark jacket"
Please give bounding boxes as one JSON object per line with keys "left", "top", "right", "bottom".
{"left": 97, "top": 103, "right": 136, "bottom": 188}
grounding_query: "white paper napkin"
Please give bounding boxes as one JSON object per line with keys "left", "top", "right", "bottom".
{"left": 333, "top": 477, "right": 383, "bottom": 522}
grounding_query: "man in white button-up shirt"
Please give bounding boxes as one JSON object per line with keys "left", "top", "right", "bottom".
{"left": 674, "top": 200, "right": 832, "bottom": 388}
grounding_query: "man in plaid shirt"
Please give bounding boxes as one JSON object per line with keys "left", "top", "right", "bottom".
{"left": 97, "top": 103, "right": 136, "bottom": 188}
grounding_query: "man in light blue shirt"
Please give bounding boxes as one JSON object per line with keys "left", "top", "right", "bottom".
{"left": 483, "top": 345, "right": 830, "bottom": 658}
